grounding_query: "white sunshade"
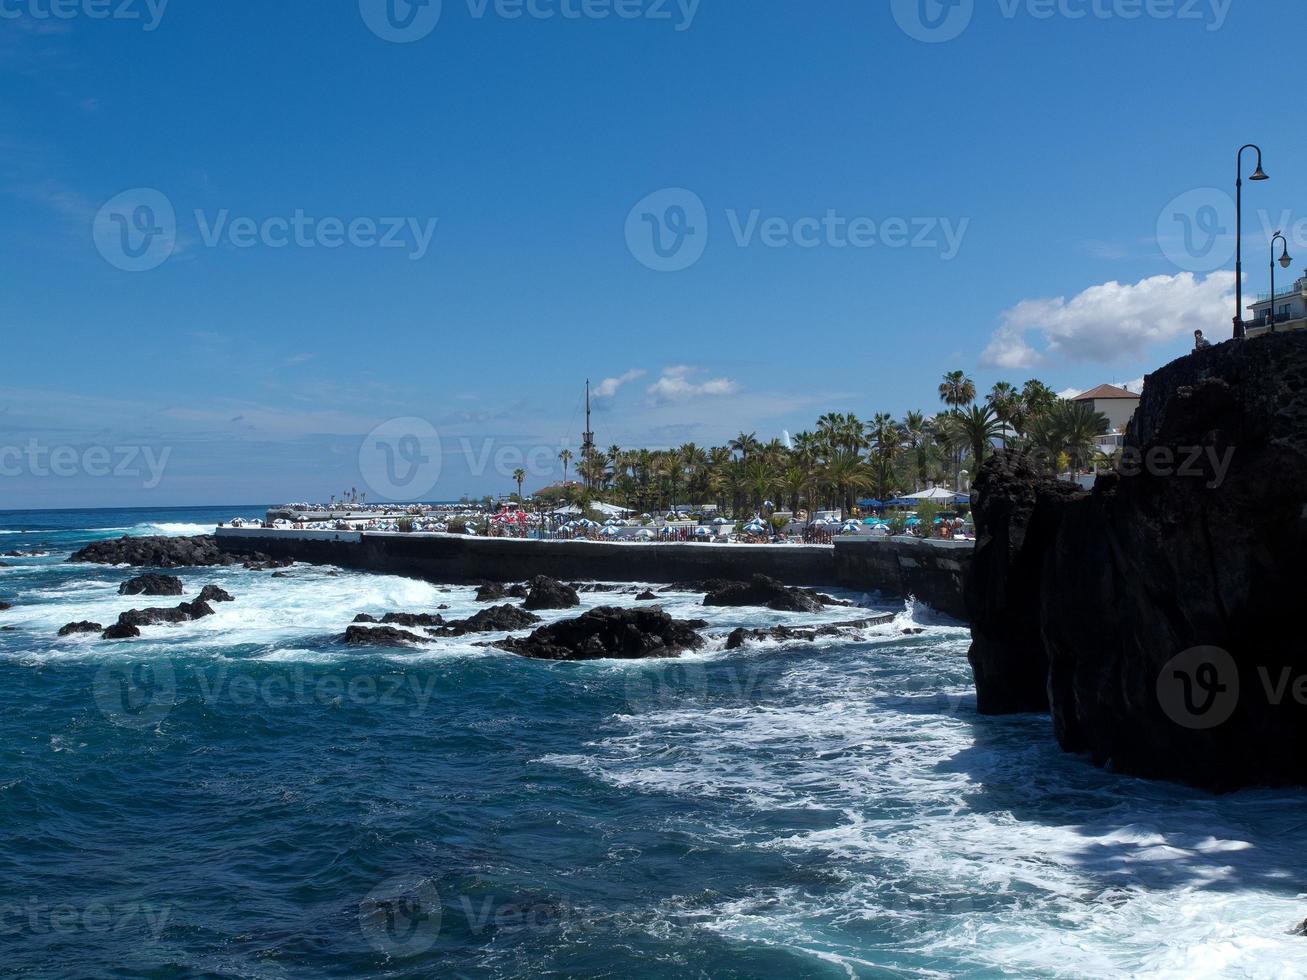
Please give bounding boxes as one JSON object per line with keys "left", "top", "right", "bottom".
{"left": 904, "top": 487, "right": 964, "bottom": 501}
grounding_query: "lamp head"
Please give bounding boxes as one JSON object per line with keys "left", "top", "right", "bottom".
{"left": 1250, "top": 164, "right": 1269, "bottom": 181}
{"left": 1279, "top": 250, "right": 1293, "bottom": 269}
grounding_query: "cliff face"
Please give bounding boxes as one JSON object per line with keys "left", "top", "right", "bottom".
{"left": 967, "top": 332, "right": 1307, "bottom": 790}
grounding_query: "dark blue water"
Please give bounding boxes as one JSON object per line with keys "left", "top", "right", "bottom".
{"left": 1, "top": 508, "right": 1305, "bottom": 978}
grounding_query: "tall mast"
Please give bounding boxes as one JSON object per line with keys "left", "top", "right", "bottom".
{"left": 582, "top": 379, "right": 595, "bottom": 490}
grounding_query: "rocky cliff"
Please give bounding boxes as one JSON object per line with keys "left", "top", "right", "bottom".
{"left": 967, "top": 331, "right": 1307, "bottom": 789}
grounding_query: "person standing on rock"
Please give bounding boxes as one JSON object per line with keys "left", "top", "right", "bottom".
{"left": 1194, "top": 329, "right": 1212, "bottom": 351}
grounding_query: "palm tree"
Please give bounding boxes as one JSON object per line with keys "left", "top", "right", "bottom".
{"left": 938, "top": 370, "right": 976, "bottom": 410}
{"left": 558, "top": 448, "right": 573, "bottom": 485}
{"left": 513, "top": 468, "right": 526, "bottom": 501}
{"left": 902, "top": 411, "right": 930, "bottom": 490}
{"left": 986, "top": 381, "right": 1018, "bottom": 447}
{"left": 1055, "top": 400, "right": 1110, "bottom": 472}
{"left": 729, "top": 431, "right": 758, "bottom": 460}
{"left": 822, "top": 450, "right": 871, "bottom": 515}
{"left": 952, "top": 404, "right": 1005, "bottom": 473}
{"left": 868, "top": 412, "right": 901, "bottom": 462}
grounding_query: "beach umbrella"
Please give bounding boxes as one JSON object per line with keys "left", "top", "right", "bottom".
{"left": 712, "top": 516, "right": 730, "bottom": 525}
{"left": 601, "top": 525, "right": 621, "bottom": 537}
{"left": 636, "top": 529, "right": 655, "bottom": 540}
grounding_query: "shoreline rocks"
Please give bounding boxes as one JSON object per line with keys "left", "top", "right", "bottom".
{"left": 475, "top": 582, "right": 528, "bottom": 602}
{"left": 70, "top": 535, "right": 246, "bottom": 568}
{"left": 496, "top": 606, "right": 705, "bottom": 661}
{"left": 58, "top": 621, "right": 103, "bottom": 637}
{"left": 119, "top": 573, "right": 184, "bottom": 597}
{"left": 429, "top": 605, "right": 541, "bottom": 636}
{"left": 343, "top": 624, "right": 426, "bottom": 646}
{"left": 523, "top": 576, "right": 580, "bottom": 611}
{"left": 724, "top": 614, "right": 897, "bottom": 650}
{"left": 703, "top": 574, "right": 827, "bottom": 613}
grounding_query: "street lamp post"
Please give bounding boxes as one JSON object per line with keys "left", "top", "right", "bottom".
{"left": 1270, "top": 231, "right": 1293, "bottom": 333}
{"left": 1234, "top": 144, "right": 1270, "bottom": 339}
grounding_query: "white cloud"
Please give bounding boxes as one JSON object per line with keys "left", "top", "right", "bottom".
{"left": 981, "top": 271, "right": 1235, "bottom": 370}
{"left": 646, "top": 365, "right": 740, "bottom": 405}
{"left": 593, "top": 369, "right": 645, "bottom": 399}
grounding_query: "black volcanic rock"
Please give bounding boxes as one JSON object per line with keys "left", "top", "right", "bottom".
{"left": 429, "top": 605, "right": 541, "bottom": 636}
{"left": 119, "top": 573, "right": 185, "bottom": 597}
{"left": 0, "top": 602, "right": 11, "bottom": 612}
{"left": 101, "top": 623, "right": 141, "bottom": 640}
{"left": 69, "top": 535, "right": 239, "bottom": 568}
{"left": 475, "top": 582, "right": 528, "bottom": 602}
{"left": 342, "top": 624, "right": 426, "bottom": 646}
{"left": 196, "top": 585, "right": 234, "bottom": 603}
{"left": 724, "top": 614, "right": 896, "bottom": 650}
{"left": 496, "top": 606, "right": 704, "bottom": 661}
{"left": 523, "top": 576, "right": 580, "bottom": 611}
{"left": 703, "top": 574, "right": 825, "bottom": 613}
{"left": 634, "top": 589, "right": 658, "bottom": 601}
{"left": 58, "top": 621, "right": 103, "bottom": 637}
{"left": 965, "top": 333, "right": 1307, "bottom": 790}
{"left": 117, "top": 599, "right": 215, "bottom": 629}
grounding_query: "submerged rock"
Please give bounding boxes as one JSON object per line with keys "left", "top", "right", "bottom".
{"left": 196, "top": 585, "right": 234, "bottom": 603}
{"left": 342, "top": 624, "right": 426, "bottom": 646}
{"left": 965, "top": 333, "right": 1307, "bottom": 790}
{"left": 523, "top": 576, "right": 580, "bottom": 611}
{"left": 101, "top": 599, "right": 215, "bottom": 639}
{"left": 101, "top": 623, "right": 141, "bottom": 640}
{"left": 634, "top": 590, "right": 658, "bottom": 601}
{"left": 703, "top": 574, "right": 826, "bottom": 613}
{"left": 69, "top": 535, "right": 240, "bottom": 568}
{"left": 0, "top": 601, "right": 11, "bottom": 612}
{"left": 496, "top": 606, "right": 705, "bottom": 661}
{"left": 119, "top": 573, "right": 184, "bottom": 597}
{"left": 724, "top": 614, "right": 896, "bottom": 650}
{"left": 475, "top": 582, "right": 528, "bottom": 602}
{"left": 58, "top": 621, "right": 103, "bottom": 637}
{"left": 429, "top": 605, "right": 541, "bottom": 636}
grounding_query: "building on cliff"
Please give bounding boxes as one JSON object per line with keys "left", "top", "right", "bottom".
{"left": 1245, "top": 267, "right": 1307, "bottom": 337}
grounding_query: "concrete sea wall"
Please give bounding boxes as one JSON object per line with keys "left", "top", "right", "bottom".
{"left": 216, "top": 528, "right": 972, "bottom": 619}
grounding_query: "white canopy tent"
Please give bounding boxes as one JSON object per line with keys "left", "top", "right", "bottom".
{"left": 904, "top": 487, "right": 966, "bottom": 501}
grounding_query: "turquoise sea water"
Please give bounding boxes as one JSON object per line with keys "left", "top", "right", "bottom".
{"left": 1, "top": 507, "right": 1305, "bottom": 978}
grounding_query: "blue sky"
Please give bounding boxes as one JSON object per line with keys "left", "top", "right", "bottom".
{"left": 1, "top": 0, "right": 1304, "bottom": 507}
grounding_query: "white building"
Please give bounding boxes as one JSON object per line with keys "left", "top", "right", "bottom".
{"left": 1246, "top": 268, "right": 1307, "bottom": 338}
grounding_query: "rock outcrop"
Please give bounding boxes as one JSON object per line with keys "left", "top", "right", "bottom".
{"left": 342, "top": 624, "right": 426, "bottom": 646}
{"left": 100, "top": 598, "right": 215, "bottom": 639}
{"left": 58, "top": 621, "right": 103, "bottom": 637}
{"left": 522, "top": 576, "right": 580, "bottom": 611}
{"left": 196, "top": 585, "right": 234, "bottom": 603}
{"left": 70, "top": 535, "right": 244, "bottom": 568}
{"left": 724, "top": 614, "right": 896, "bottom": 650}
{"left": 965, "top": 333, "right": 1307, "bottom": 789}
{"left": 429, "top": 605, "right": 541, "bottom": 636}
{"left": 703, "top": 574, "right": 826, "bottom": 613}
{"left": 352, "top": 612, "right": 446, "bottom": 628}
{"left": 496, "top": 606, "right": 705, "bottom": 661}
{"left": 119, "top": 573, "right": 184, "bottom": 597}
{"left": 475, "top": 582, "right": 528, "bottom": 602}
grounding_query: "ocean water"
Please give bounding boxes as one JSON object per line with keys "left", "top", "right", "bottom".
{"left": 1, "top": 507, "right": 1305, "bottom": 979}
